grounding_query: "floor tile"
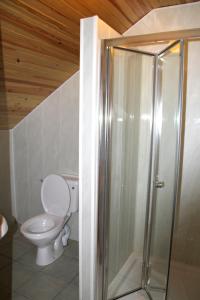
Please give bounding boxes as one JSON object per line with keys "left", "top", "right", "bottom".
{"left": 42, "top": 255, "right": 78, "bottom": 283}
{"left": 63, "top": 239, "right": 79, "bottom": 259}
{"left": 72, "top": 274, "right": 79, "bottom": 287}
{"left": 0, "top": 227, "right": 79, "bottom": 300}
{"left": 17, "top": 249, "right": 44, "bottom": 272}
{"left": 13, "top": 293, "right": 30, "bottom": 300}
{"left": 14, "top": 232, "right": 34, "bottom": 249}
{"left": 54, "top": 281, "right": 79, "bottom": 300}
{"left": 0, "top": 239, "right": 33, "bottom": 260}
{"left": 17, "top": 273, "right": 66, "bottom": 300}
{"left": 0, "top": 261, "right": 34, "bottom": 291}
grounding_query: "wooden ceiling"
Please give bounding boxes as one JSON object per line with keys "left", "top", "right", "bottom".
{"left": 0, "top": 0, "right": 197, "bottom": 129}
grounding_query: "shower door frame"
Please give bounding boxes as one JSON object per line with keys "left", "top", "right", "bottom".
{"left": 143, "top": 40, "right": 185, "bottom": 300}
{"left": 97, "top": 30, "right": 200, "bottom": 300}
{"left": 98, "top": 45, "right": 156, "bottom": 300}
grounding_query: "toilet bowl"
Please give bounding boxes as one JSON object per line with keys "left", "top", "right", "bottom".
{"left": 20, "top": 174, "right": 78, "bottom": 266}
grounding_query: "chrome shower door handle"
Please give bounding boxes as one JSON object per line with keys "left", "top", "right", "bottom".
{"left": 155, "top": 176, "right": 165, "bottom": 188}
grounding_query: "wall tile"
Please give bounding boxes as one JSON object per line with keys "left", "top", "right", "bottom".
{"left": 12, "top": 72, "right": 79, "bottom": 240}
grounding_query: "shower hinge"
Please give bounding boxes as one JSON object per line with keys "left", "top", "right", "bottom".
{"left": 155, "top": 176, "right": 165, "bottom": 188}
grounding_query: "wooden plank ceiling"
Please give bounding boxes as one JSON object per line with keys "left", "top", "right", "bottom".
{"left": 0, "top": 0, "right": 197, "bottom": 129}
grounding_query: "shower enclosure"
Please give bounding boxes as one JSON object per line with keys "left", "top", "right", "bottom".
{"left": 98, "top": 39, "right": 184, "bottom": 300}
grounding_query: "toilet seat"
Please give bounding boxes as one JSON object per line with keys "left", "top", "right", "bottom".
{"left": 21, "top": 213, "right": 65, "bottom": 240}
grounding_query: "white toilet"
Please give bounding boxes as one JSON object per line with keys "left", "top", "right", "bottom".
{"left": 20, "top": 174, "right": 78, "bottom": 266}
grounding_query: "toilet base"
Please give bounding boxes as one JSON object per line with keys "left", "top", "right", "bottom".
{"left": 36, "top": 226, "right": 70, "bottom": 266}
{"left": 36, "top": 243, "right": 64, "bottom": 266}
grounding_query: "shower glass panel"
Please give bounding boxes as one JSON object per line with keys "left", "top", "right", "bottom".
{"left": 146, "top": 42, "right": 181, "bottom": 300}
{"left": 107, "top": 48, "right": 154, "bottom": 299}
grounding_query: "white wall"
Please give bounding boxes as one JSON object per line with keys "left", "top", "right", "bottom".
{"left": 125, "top": 2, "right": 200, "bottom": 36}
{"left": 11, "top": 71, "right": 79, "bottom": 241}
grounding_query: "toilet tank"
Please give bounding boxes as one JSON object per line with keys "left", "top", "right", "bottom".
{"left": 62, "top": 175, "right": 79, "bottom": 213}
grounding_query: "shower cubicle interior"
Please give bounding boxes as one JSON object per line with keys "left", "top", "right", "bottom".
{"left": 98, "top": 34, "right": 200, "bottom": 300}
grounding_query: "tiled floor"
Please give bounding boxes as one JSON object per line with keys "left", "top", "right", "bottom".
{"left": 0, "top": 223, "right": 79, "bottom": 300}
{"left": 3, "top": 224, "right": 199, "bottom": 300}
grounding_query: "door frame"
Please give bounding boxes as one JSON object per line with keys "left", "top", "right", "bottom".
{"left": 99, "top": 44, "right": 155, "bottom": 300}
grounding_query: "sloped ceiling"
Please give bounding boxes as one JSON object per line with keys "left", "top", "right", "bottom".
{"left": 0, "top": 0, "right": 197, "bottom": 129}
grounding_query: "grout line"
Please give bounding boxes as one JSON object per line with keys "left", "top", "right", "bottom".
{"left": 0, "top": 231, "right": 79, "bottom": 299}
{"left": 52, "top": 273, "right": 79, "bottom": 300}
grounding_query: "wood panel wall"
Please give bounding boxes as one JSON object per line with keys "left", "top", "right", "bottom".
{"left": 0, "top": 0, "right": 197, "bottom": 128}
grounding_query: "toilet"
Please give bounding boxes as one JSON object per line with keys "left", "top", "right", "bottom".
{"left": 20, "top": 174, "right": 78, "bottom": 266}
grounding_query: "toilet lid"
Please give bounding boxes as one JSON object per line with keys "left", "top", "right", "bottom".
{"left": 41, "top": 174, "right": 70, "bottom": 217}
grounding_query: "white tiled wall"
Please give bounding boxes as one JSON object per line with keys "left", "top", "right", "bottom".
{"left": 11, "top": 71, "right": 79, "bottom": 240}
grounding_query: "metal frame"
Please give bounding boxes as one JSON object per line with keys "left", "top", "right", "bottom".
{"left": 105, "top": 28, "right": 200, "bottom": 47}
{"left": 165, "top": 39, "right": 185, "bottom": 300}
{"left": 113, "top": 46, "right": 155, "bottom": 56}
{"left": 104, "top": 46, "right": 156, "bottom": 300}
{"left": 142, "top": 53, "right": 158, "bottom": 290}
{"left": 144, "top": 40, "right": 184, "bottom": 300}
{"left": 97, "top": 33, "right": 190, "bottom": 300}
{"left": 109, "top": 288, "right": 143, "bottom": 300}
{"left": 97, "top": 43, "right": 113, "bottom": 300}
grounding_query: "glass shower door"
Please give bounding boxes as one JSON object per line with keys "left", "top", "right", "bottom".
{"left": 103, "top": 40, "right": 184, "bottom": 300}
{"left": 146, "top": 41, "right": 183, "bottom": 300}
{"left": 106, "top": 47, "right": 154, "bottom": 299}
